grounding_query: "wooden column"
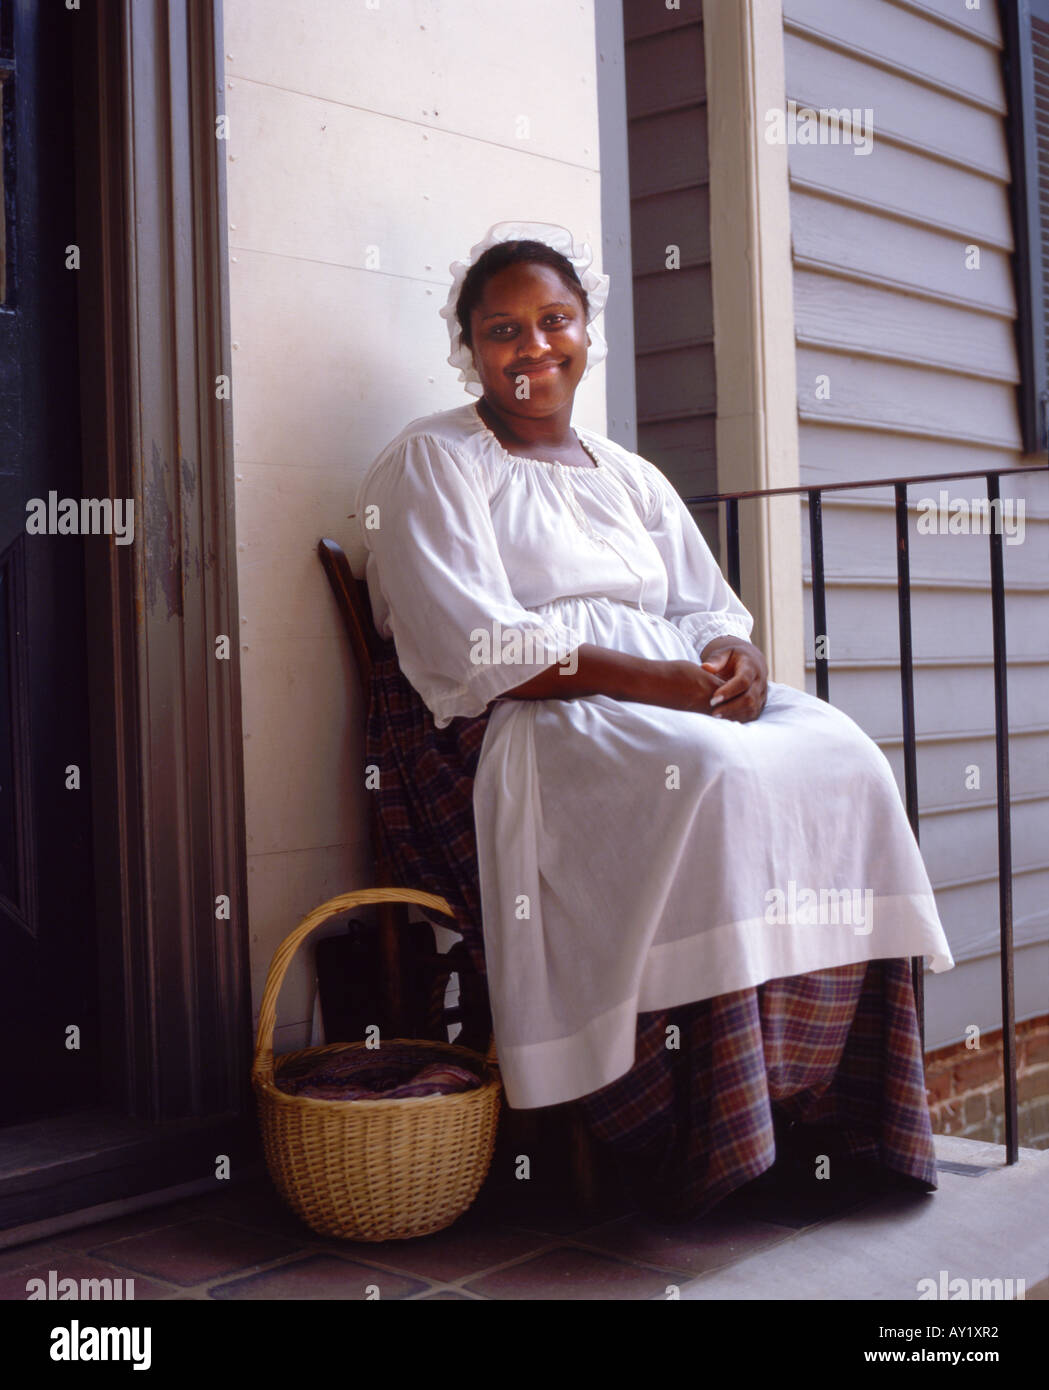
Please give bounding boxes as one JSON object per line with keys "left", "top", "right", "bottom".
{"left": 701, "top": 0, "right": 805, "bottom": 689}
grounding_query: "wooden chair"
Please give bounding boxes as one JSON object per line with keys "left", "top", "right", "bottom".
{"left": 318, "top": 536, "right": 603, "bottom": 1212}
{"left": 317, "top": 538, "right": 412, "bottom": 1031}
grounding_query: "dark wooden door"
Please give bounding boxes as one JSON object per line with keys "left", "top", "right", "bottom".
{"left": 0, "top": 0, "right": 98, "bottom": 1122}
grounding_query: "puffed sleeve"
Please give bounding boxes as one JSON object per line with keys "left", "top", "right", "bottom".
{"left": 635, "top": 454, "right": 755, "bottom": 654}
{"left": 355, "top": 432, "right": 583, "bottom": 728}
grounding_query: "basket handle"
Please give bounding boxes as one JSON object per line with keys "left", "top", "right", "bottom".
{"left": 251, "top": 887, "right": 456, "bottom": 1086}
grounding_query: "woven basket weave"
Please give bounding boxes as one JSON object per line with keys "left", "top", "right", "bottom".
{"left": 252, "top": 887, "right": 501, "bottom": 1242}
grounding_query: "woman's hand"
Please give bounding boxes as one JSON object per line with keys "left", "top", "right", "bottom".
{"left": 699, "top": 639, "right": 768, "bottom": 723}
{"left": 633, "top": 658, "right": 728, "bottom": 715}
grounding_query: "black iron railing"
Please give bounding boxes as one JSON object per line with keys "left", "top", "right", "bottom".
{"left": 687, "top": 464, "right": 1049, "bottom": 1165}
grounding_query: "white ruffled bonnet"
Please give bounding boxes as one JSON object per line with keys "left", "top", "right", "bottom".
{"left": 439, "top": 221, "right": 611, "bottom": 397}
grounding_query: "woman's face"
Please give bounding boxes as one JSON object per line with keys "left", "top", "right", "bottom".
{"left": 467, "top": 262, "right": 590, "bottom": 419}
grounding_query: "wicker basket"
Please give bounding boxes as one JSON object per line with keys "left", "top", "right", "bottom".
{"left": 252, "top": 887, "right": 501, "bottom": 1242}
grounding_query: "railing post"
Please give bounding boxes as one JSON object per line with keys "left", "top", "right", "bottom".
{"left": 987, "top": 472, "right": 1018, "bottom": 1163}
{"left": 808, "top": 489, "right": 829, "bottom": 701}
{"left": 894, "top": 484, "right": 925, "bottom": 1052}
{"left": 725, "top": 497, "right": 741, "bottom": 597}
{"left": 686, "top": 464, "right": 1040, "bottom": 1169}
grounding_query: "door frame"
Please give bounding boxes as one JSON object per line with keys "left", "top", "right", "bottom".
{"left": 77, "top": 0, "right": 252, "bottom": 1120}
{"left": 0, "top": 0, "right": 253, "bottom": 1233}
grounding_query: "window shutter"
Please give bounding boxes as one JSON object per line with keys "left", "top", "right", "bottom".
{"left": 1003, "top": 0, "right": 1049, "bottom": 454}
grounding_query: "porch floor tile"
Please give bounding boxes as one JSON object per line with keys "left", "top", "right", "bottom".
{"left": 462, "top": 1244, "right": 681, "bottom": 1300}
{"left": 178, "top": 1182, "right": 321, "bottom": 1240}
{"left": 83, "top": 1217, "right": 301, "bottom": 1288}
{"left": 0, "top": 1251, "right": 174, "bottom": 1302}
{"left": 568, "top": 1206, "right": 795, "bottom": 1277}
{"left": 207, "top": 1253, "right": 428, "bottom": 1300}
{"left": 322, "top": 1210, "right": 554, "bottom": 1283}
{"left": 0, "top": 1241, "right": 68, "bottom": 1277}
{"left": 416, "top": 1288, "right": 485, "bottom": 1300}
{"left": 49, "top": 1203, "right": 205, "bottom": 1252}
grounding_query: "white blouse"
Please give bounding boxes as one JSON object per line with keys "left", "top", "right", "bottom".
{"left": 356, "top": 402, "right": 954, "bottom": 1109}
{"left": 356, "top": 403, "right": 754, "bottom": 727}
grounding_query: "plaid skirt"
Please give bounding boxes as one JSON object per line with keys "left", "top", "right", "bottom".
{"left": 365, "top": 640, "right": 939, "bottom": 1215}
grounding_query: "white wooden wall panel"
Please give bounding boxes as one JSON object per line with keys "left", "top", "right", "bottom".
{"left": 223, "top": 0, "right": 607, "bottom": 1045}
{"left": 226, "top": 81, "right": 603, "bottom": 293}
{"left": 223, "top": 0, "right": 600, "bottom": 167}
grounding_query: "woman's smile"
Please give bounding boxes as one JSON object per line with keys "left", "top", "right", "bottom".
{"left": 510, "top": 360, "right": 565, "bottom": 376}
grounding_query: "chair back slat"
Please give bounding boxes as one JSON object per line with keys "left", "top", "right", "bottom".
{"left": 318, "top": 538, "right": 386, "bottom": 689}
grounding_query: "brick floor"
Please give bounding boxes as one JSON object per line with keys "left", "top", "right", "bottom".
{"left": 2, "top": 1137, "right": 1044, "bottom": 1301}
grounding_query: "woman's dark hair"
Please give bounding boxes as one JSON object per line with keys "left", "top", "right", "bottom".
{"left": 455, "top": 240, "right": 589, "bottom": 351}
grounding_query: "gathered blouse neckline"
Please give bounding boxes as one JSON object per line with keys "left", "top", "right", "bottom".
{"left": 471, "top": 401, "right": 602, "bottom": 471}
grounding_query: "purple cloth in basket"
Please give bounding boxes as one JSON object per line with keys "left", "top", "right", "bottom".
{"left": 275, "top": 1049, "right": 482, "bottom": 1101}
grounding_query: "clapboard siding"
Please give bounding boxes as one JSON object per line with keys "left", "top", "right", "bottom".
{"left": 637, "top": 416, "right": 717, "bottom": 514}
{"left": 784, "top": 30, "right": 1009, "bottom": 174}
{"left": 788, "top": 141, "right": 1014, "bottom": 245}
{"left": 792, "top": 193, "right": 1018, "bottom": 313}
{"left": 802, "top": 494, "right": 1049, "bottom": 584}
{"left": 630, "top": 187, "right": 711, "bottom": 271}
{"left": 783, "top": 0, "right": 1005, "bottom": 108}
{"left": 627, "top": 107, "right": 709, "bottom": 196}
{"left": 794, "top": 423, "right": 1029, "bottom": 485}
{"left": 633, "top": 264, "right": 713, "bottom": 349}
{"left": 880, "top": 729, "right": 1049, "bottom": 807}
{"left": 623, "top": 0, "right": 716, "bottom": 507}
{"left": 624, "top": 22, "right": 705, "bottom": 114}
{"left": 622, "top": 2, "right": 698, "bottom": 41}
{"left": 634, "top": 345, "right": 717, "bottom": 421}
{"left": 882, "top": 0, "right": 1002, "bottom": 48}
{"left": 794, "top": 269, "right": 1020, "bottom": 380}
{"left": 783, "top": 0, "right": 1049, "bottom": 1034}
{"left": 801, "top": 584, "right": 1047, "bottom": 663}
{"left": 795, "top": 350, "right": 1022, "bottom": 445}
{"left": 800, "top": 657, "right": 1048, "bottom": 743}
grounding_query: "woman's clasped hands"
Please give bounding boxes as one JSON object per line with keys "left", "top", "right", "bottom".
{"left": 655, "top": 639, "right": 768, "bottom": 723}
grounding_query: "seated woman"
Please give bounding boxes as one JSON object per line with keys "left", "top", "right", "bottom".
{"left": 355, "top": 220, "right": 954, "bottom": 1218}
